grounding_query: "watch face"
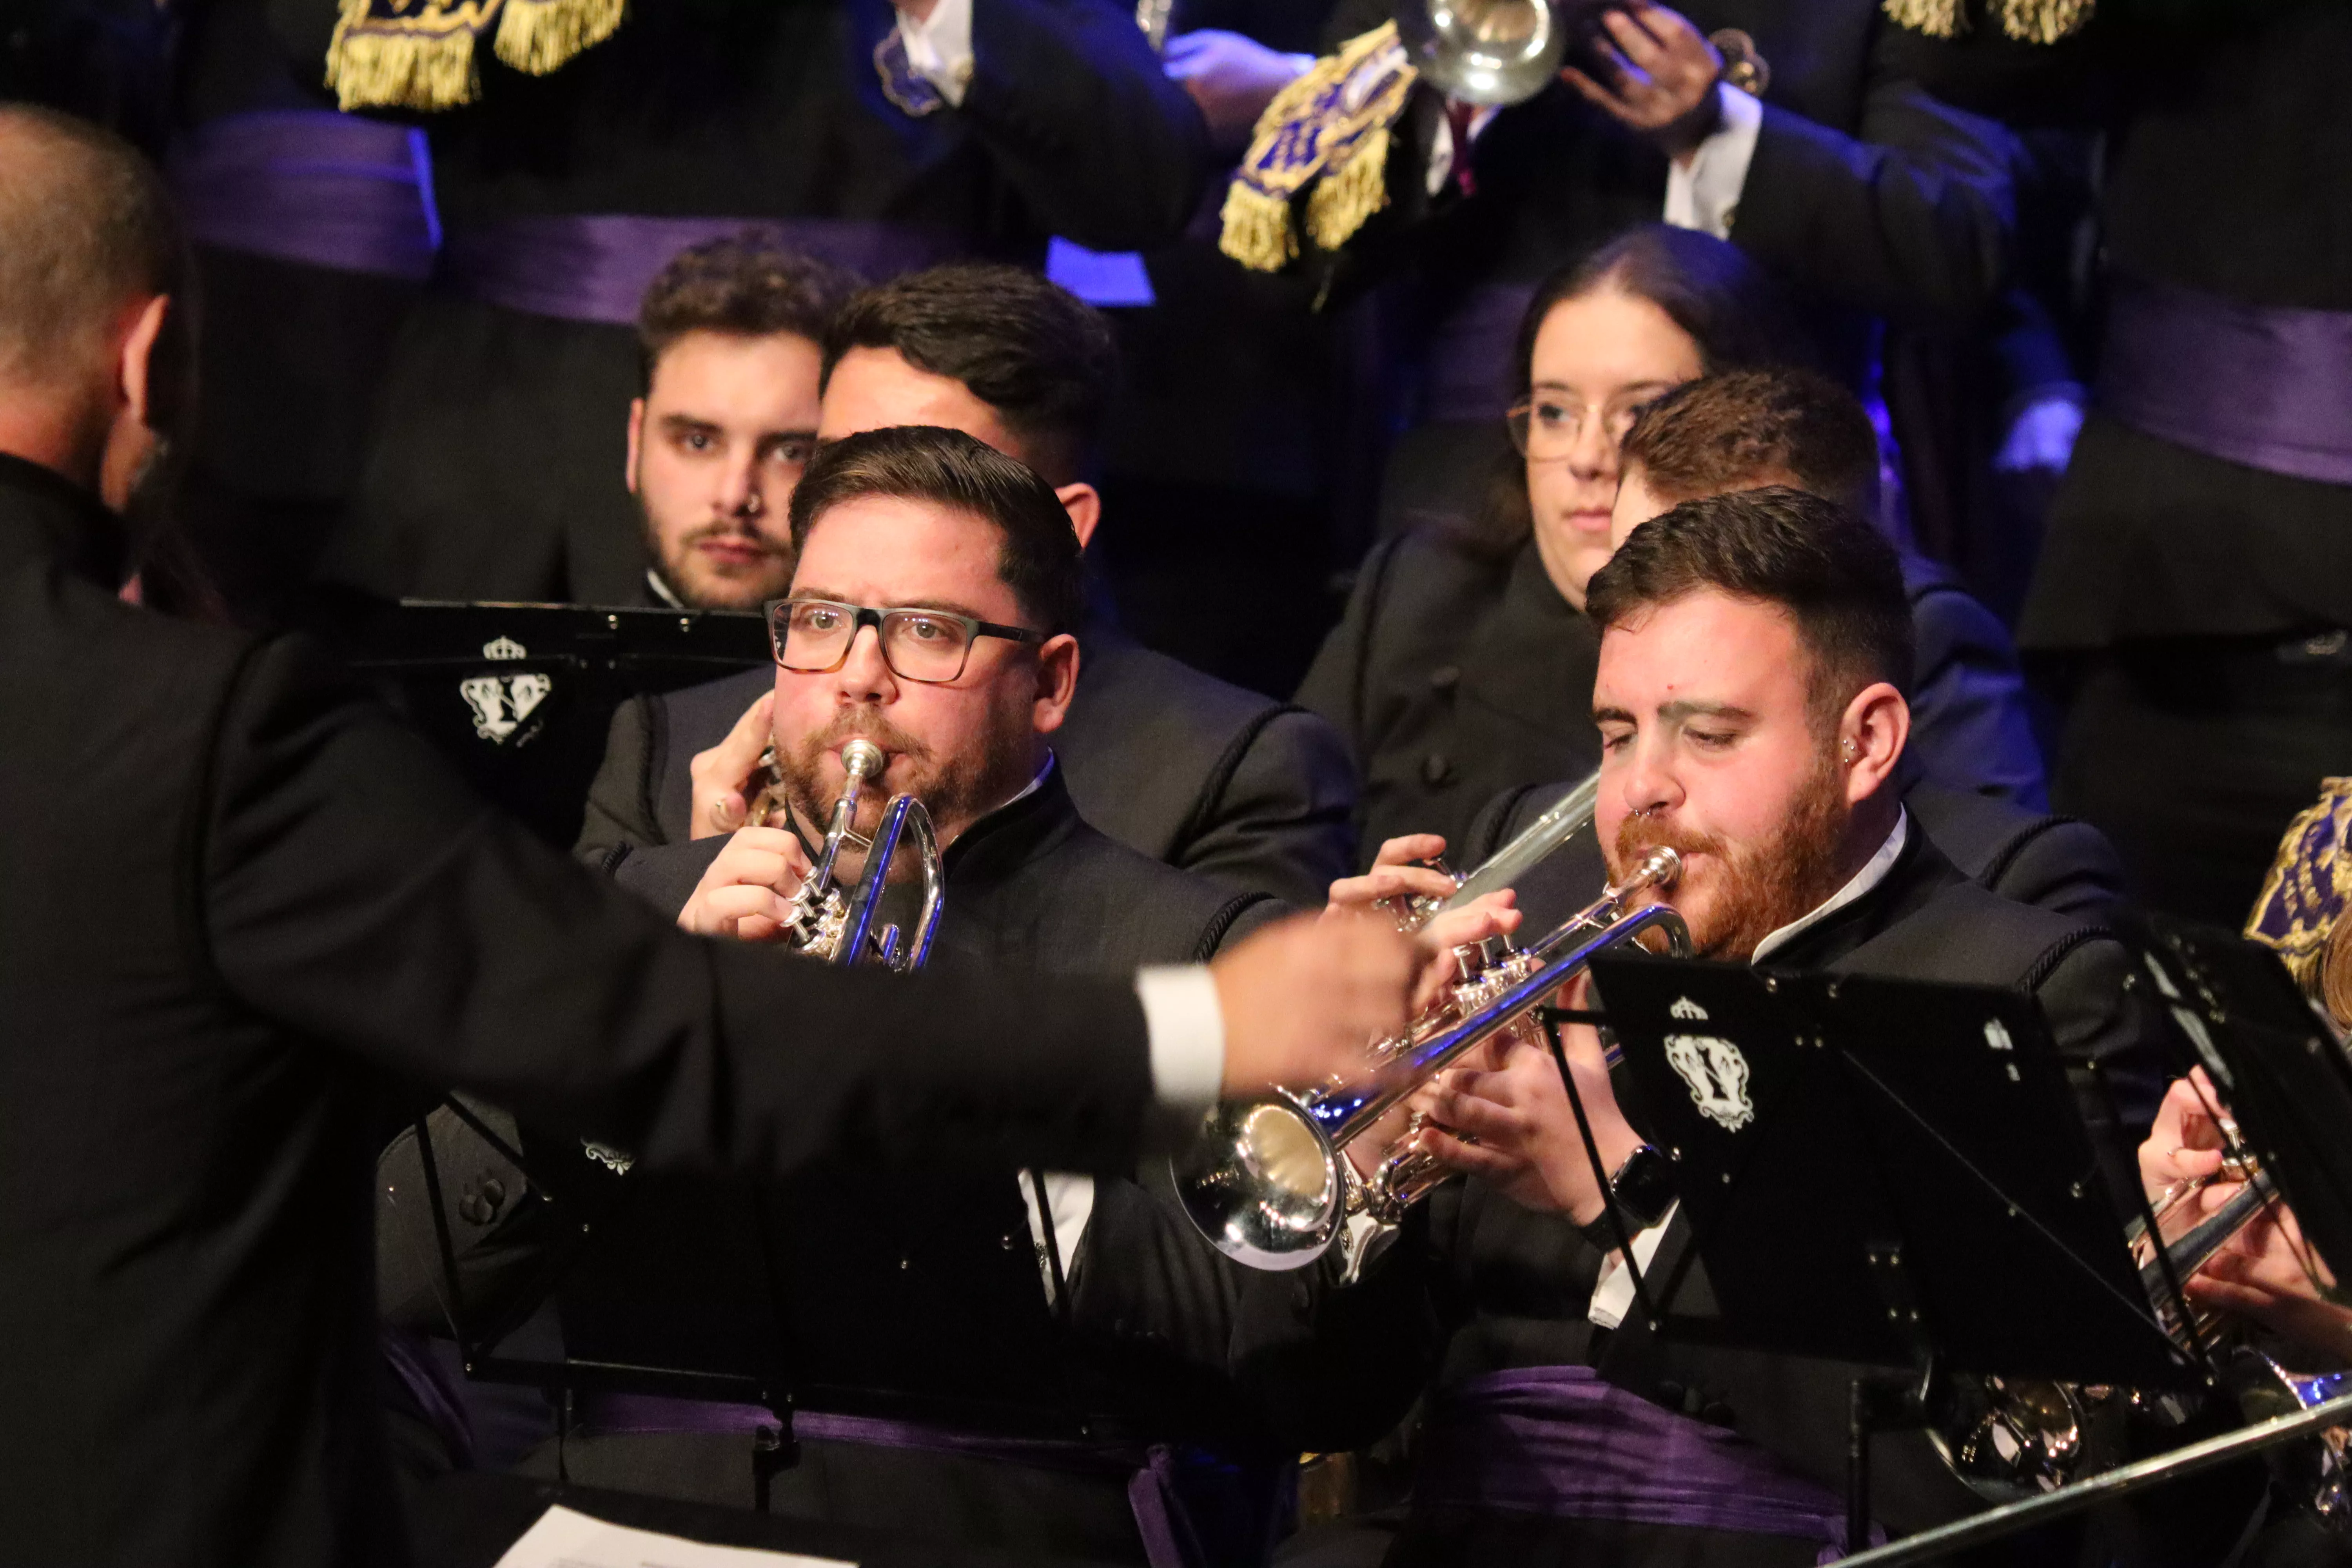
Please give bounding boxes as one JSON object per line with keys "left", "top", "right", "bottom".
{"left": 1613, "top": 1145, "right": 1677, "bottom": 1229}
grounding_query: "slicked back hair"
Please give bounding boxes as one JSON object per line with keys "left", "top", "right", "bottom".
{"left": 1620, "top": 368, "right": 1882, "bottom": 520}
{"left": 0, "top": 105, "right": 186, "bottom": 391}
{"left": 1585, "top": 487, "right": 1913, "bottom": 728}
{"left": 637, "top": 234, "right": 860, "bottom": 389}
{"left": 788, "top": 425, "right": 1084, "bottom": 637}
{"left": 820, "top": 264, "right": 1116, "bottom": 484}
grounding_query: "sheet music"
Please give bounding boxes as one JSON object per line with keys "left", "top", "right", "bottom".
{"left": 493, "top": 1505, "right": 856, "bottom": 1568}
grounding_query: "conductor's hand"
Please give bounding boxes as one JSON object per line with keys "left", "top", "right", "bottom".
{"left": 1212, "top": 914, "right": 1417, "bottom": 1097}
{"left": 1560, "top": 1, "right": 1724, "bottom": 162}
{"left": 689, "top": 691, "right": 777, "bottom": 840}
{"left": 677, "top": 826, "right": 813, "bottom": 944}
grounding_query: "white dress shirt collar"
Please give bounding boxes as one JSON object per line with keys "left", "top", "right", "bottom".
{"left": 1749, "top": 807, "right": 1910, "bottom": 964}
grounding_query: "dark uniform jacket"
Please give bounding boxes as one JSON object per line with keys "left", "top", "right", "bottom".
{"left": 1298, "top": 527, "right": 2045, "bottom": 864}
{"left": 2021, "top": 1, "right": 2352, "bottom": 651}
{"left": 519, "top": 767, "right": 1418, "bottom": 1559}
{"left": 1390, "top": 828, "right": 2163, "bottom": 1565}
{"left": 270, "top": 0, "right": 1210, "bottom": 606}
{"left": 0, "top": 452, "right": 1156, "bottom": 1568}
{"left": 580, "top": 619, "right": 1359, "bottom": 909}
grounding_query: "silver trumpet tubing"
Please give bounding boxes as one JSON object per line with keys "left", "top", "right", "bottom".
{"left": 1173, "top": 846, "right": 1689, "bottom": 1270}
{"left": 778, "top": 737, "right": 945, "bottom": 971}
{"left": 1432, "top": 769, "right": 1600, "bottom": 919}
{"left": 1395, "top": 0, "right": 1611, "bottom": 106}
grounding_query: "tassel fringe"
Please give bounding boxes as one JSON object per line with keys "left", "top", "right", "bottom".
{"left": 326, "top": 15, "right": 481, "bottom": 111}
{"left": 1305, "top": 125, "right": 1391, "bottom": 254}
{"left": 1220, "top": 182, "right": 1298, "bottom": 274}
{"left": 1879, "top": 0, "right": 2091, "bottom": 40}
{"left": 495, "top": 0, "right": 629, "bottom": 78}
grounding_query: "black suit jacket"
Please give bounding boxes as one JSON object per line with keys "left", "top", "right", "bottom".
{"left": 0, "top": 453, "right": 1157, "bottom": 1568}
{"left": 289, "top": 0, "right": 1212, "bottom": 603}
{"left": 1319, "top": 0, "right": 2018, "bottom": 346}
{"left": 1392, "top": 831, "right": 2161, "bottom": 1562}
{"left": 1298, "top": 528, "right": 2044, "bottom": 866}
{"left": 579, "top": 620, "right": 1359, "bottom": 909}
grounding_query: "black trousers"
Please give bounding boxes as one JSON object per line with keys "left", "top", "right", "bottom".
{"left": 2050, "top": 637, "right": 2352, "bottom": 929}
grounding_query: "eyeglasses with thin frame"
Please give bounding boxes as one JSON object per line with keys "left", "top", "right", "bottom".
{"left": 767, "top": 597, "right": 1047, "bottom": 685}
{"left": 1506, "top": 389, "right": 1666, "bottom": 461}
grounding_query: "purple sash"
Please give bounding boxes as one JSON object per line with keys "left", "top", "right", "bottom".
{"left": 1414, "top": 1365, "right": 1868, "bottom": 1562}
{"left": 440, "top": 215, "right": 967, "bottom": 326}
{"left": 577, "top": 1392, "right": 1238, "bottom": 1568}
{"left": 168, "top": 111, "right": 439, "bottom": 281}
{"left": 2098, "top": 277, "right": 2352, "bottom": 488}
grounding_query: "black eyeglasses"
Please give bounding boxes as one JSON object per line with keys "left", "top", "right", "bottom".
{"left": 766, "top": 598, "right": 1047, "bottom": 684}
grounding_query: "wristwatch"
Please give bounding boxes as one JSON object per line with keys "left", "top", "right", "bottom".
{"left": 1577, "top": 1143, "right": 1675, "bottom": 1251}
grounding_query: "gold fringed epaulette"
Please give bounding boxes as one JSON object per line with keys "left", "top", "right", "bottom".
{"left": 2247, "top": 777, "right": 2352, "bottom": 996}
{"left": 1219, "top": 23, "right": 1417, "bottom": 274}
{"left": 326, "top": 0, "right": 628, "bottom": 113}
{"left": 1881, "top": 0, "right": 2093, "bottom": 43}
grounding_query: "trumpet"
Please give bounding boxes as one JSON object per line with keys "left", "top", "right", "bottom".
{"left": 1173, "top": 845, "right": 1688, "bottom": 1270}
{"left": 778, "top": 737, "right": 944, "bottom": 972}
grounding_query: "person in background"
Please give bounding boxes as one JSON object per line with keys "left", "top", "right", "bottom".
{"left": 1297, "top": 225, "right": 1809, "bottom": 862}
{"left": 625, "top": 237, "right": 858, "bottom": 612}
{"left": 583, "top": 263, "right": 1359, "bottom": 909}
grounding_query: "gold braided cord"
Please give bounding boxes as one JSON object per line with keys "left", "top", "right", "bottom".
{"left": 1880, "top": 0, "right": 2092, "bottom": 40}
{"left": 325, "top": 0, "right": 627, "bottom": 111}
{"left": 495, "top": 0, "right": 629, "bottom": 78}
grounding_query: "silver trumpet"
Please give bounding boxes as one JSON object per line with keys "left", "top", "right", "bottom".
{"left": 1173, "top": 845, "right": 1689, "bottom": 1270}
{"left": 1396, "top": 0, "right": 1608, "bottom": 105}
{"left": 779, "top": 737, "right": 944, "bottom": 972}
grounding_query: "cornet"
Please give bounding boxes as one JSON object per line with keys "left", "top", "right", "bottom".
{"left": 1172, "top": 844, "right": 1688, "bottom": 1270}
{"left": 777, "top": 737, "right": 944, "bottom": 972}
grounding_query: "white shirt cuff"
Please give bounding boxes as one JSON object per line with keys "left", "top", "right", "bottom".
{"left": 1136, "top": 964, "right": 1225, "bottom": 1117}
{"left": 1661, "top": 82, "right": 1762, "bottom": 240}
{"left": 897, "top": 0, "right": 976, "bottom": 107}
{"left": 1587, "top": 1201, "right": 1677, "bottom": 1330}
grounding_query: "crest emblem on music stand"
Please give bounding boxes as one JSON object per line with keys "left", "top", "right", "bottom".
{"left": 458, "top": 670, "right": 554, "bottom": 745}
{"left": 1662, "top": 995, "right": 1755, "bottom": 1132}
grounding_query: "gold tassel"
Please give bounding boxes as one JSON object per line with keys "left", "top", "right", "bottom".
{"left": 1880, "top": 0, "right": 1964, "bottom": 36}
{"left": 494, "top": 0, "right": 629, "bottom": 78}
{"left": 1305, "top": 124, "right": 1391, "bottom": 254}
{"left": 1998, "top": 0, "right": 2093, "bottom": 43}
{"left": 326, "top": 9, "right": 483, "bottom": 111}
{"left": 1219, "top": 181, "right": 1297, "bottom": 274}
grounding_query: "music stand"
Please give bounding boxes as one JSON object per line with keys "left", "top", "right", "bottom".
{"left": 1581, "top": 955, "right": 2195, "bottom": 1545}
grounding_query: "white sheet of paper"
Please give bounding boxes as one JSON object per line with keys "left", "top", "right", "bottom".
{"left": 491, "top": 1504, "right": 857, "bottom": 1568}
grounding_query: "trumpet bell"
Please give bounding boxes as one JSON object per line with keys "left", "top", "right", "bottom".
{"left": 1172, "top": 1098, "right": 1342, "bottom": 1271}
{"left": 1396, "top": 0, "right": 1566, "bottom": 107}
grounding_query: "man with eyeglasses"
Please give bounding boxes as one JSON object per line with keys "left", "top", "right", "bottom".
{"left": 580, "top": 262, "right": 1358, "bottom": 909}
{"left": 527, "top": 424, "right": 1425, "bottom": 1561}
{"left": 626, "top": 236, "right": 858, "bottom": 613}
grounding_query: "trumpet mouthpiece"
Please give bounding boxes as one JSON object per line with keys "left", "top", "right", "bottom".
{"left": 1626, "top": 845, "right": 1681, "bottom": 893}
{"left": 839, "top": 739, "right": 886, "bottom": 781}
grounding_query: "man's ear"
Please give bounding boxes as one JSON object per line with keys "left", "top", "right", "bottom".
{"left": 625, "top": 399, "right": 646, "bottom": 494}
{"left": 1030, "top": 632, "right": 1081, "bottom": 735}
{"left": 1054, "top": 483, "right": 1101, "bottom": 551}
{"left": 1837, "top": 681, "right": 1909, "bottom": 806}
{"left": 116, "top": 295, "right": 171, "bottom": 429}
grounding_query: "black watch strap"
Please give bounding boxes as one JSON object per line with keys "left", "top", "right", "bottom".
{"left": 1576, "top": 1144, "right": 1673, "bottom": 1250}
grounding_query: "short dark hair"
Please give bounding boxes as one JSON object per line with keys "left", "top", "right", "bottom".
{"left": 1584, "top": 487, "right": 1913, "bottom": 724}
{"left": 1620, "top": 368, "right": 1882, "bottom": 520}
{"left": 821, "top": 264, "right": 1116, "bottom": 483}
{"left": 637, "top": 234, "right": 859, "bottom": 388}
{"left": 0, "top": 105, "right": 186, "bottom": 388}
{"left": 788, "top": 425, "right": 1084, "bottom": 637}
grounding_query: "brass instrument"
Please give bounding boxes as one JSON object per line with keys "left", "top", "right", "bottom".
{"left": 1173, "top": 846, "right": 1688, "bottom": 1270}
{"left": 778, "top": 737, "right": 945, "bottom": 971}
{"left": 1395, "top": 0, "right": 1612, "bottom": 106}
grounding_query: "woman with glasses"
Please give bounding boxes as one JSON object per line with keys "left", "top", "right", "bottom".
{"left": 1297, "top": 226, "right": 1817, "bottom": 862}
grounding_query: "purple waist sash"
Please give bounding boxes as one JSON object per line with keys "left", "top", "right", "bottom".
{"left": 578, "top": 1392, "right": 1225, "bottom": 1568}
{"left": 441, "top": 215, "right": 967, "bottom": 325}
{"left": 168, "top": 110, "right": 439, "bottom": 281}
{"left": 2098, "top": 277, "right": 2352, "bottom": 488}
{"left": 1414, "top": 1365, "right": 1866, "bottom": 1561}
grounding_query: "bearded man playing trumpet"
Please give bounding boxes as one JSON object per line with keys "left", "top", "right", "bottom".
{"left": 543, "top": 423, "right": 1425, "bottom": 1564}
{"left": 1328, "top": 487, "right": 2174, "bottom": 1567}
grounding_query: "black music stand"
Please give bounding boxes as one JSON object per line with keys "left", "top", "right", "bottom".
{"left": 1580, "top": 956, "right": 2196, "bottom": 1546}
{"left": 329, "top": 600, "right": 770, "bottom": 847}
{"left": 2124, "top": 914, "right": 2352, "bottom": 1296}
